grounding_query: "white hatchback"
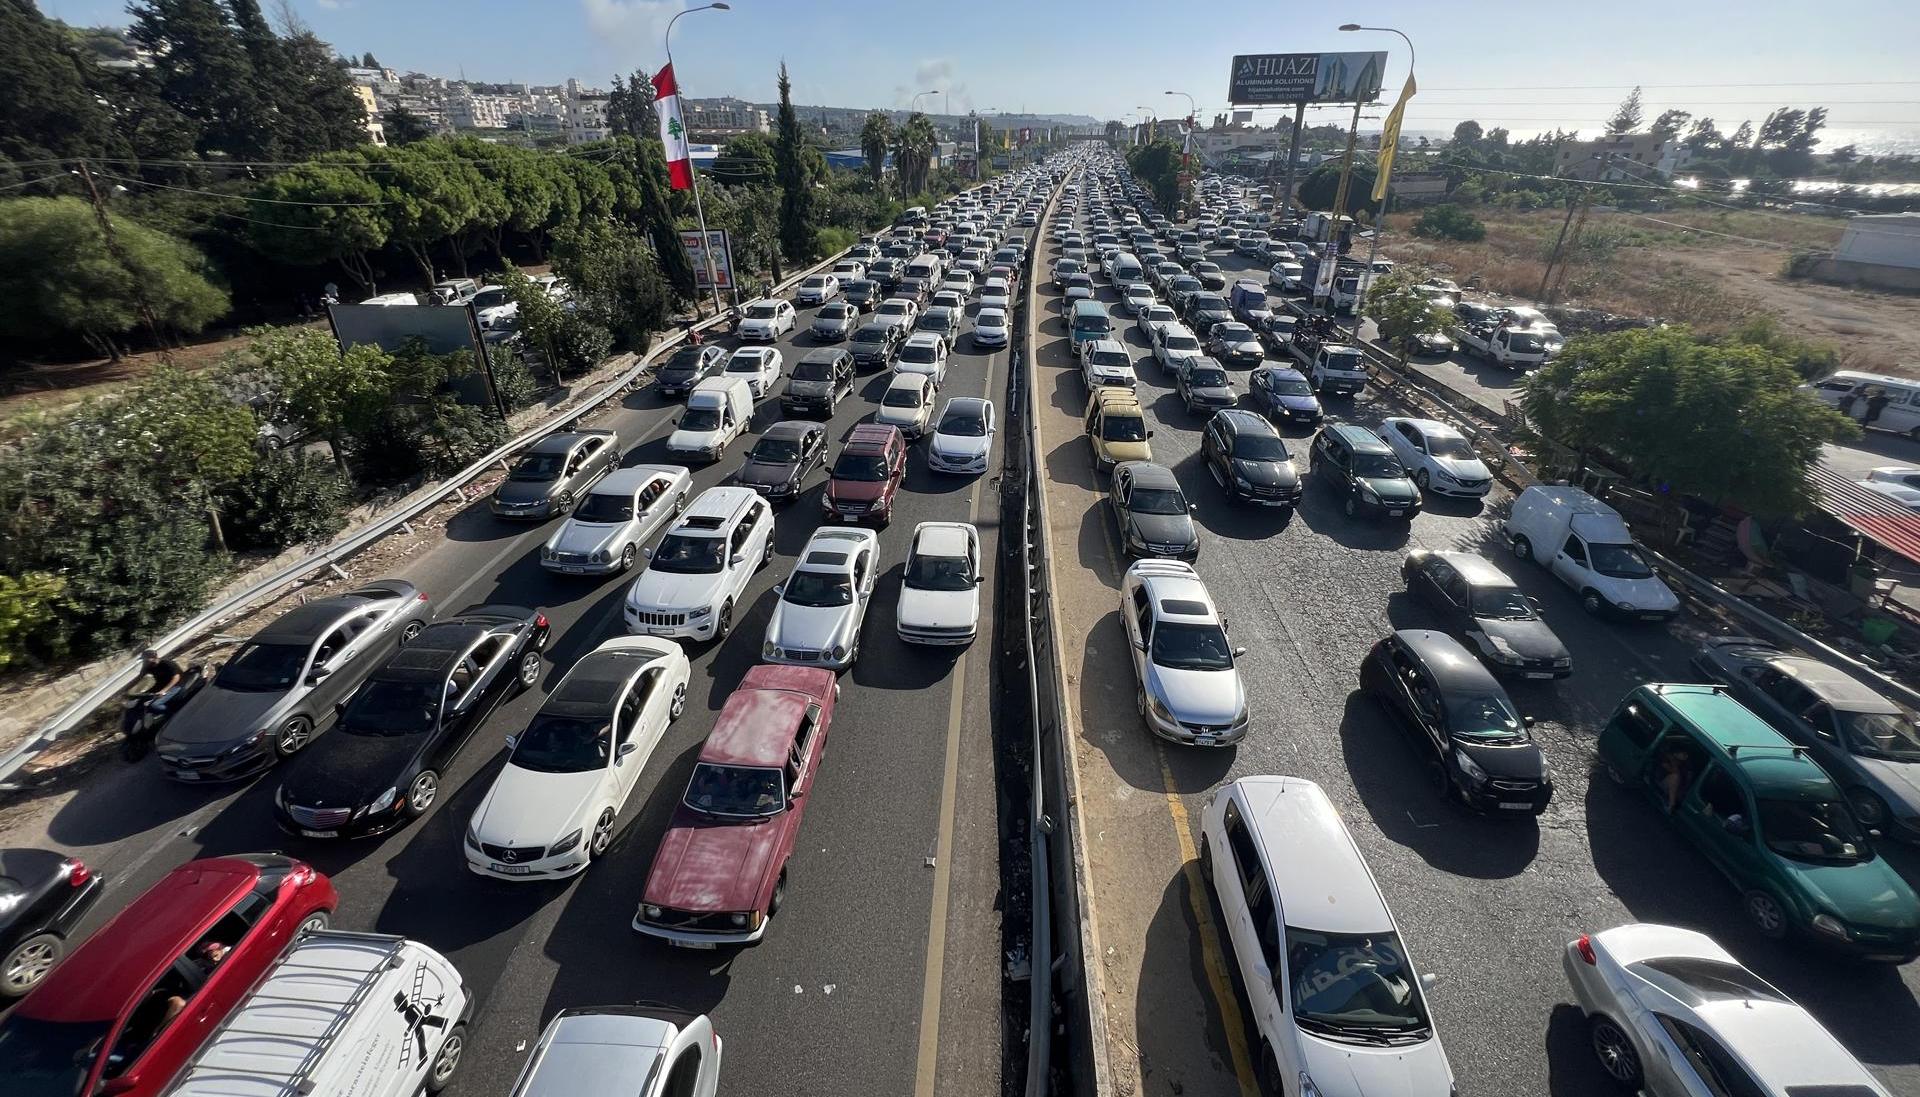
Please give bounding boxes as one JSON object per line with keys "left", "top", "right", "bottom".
{"left": 723, "top": 346, "right": 784, "bottom": 398}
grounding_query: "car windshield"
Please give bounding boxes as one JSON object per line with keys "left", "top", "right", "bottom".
{"left": 1353, "top": 454, "right": 1405, "bottom": 479}
{"left": 1446, "top": 692, "right": 1526, "bottom": 741}
{"left": 1757, "top": 798, "right": 1870, "bottom": 863}
{"left": 666, "top": 347, "right": 707, "bottom": 371}
{"left": 784, "top": 571, "right": 854, "bottom": 607}
{"left": 509, "top": 452, "right": 565, "bottom": 481}
{"left": 751, "top": 436, "right": 802, "bottom": 464}
{"left": 1285, "top": 929, "right": 1431, "bottom": 1038}
{"left": 940, "top": 409, "right": 989, "bottom": 437}
{"left": 1090, "top": 351, "right": 1129, "bottom": 370}
{"left": 883, "top": 385, "right": 925, "bottom": 409}
{"left": 1216, "top": 325, "right": 1253, "bottom": 341}
{"left": 679, "top": 407, "right": 721, "bottom": 432}
{"left": 1589, "top": 542, "right": 1655, "bottom": 579}
{"left": 746, "top": 303, "right": 780, "bottom": 319}
{"left": 471, "top": 289, "right": 510, "bottom": 309}
{"left": 684, "top": 762, "right": 785, "bottom": 818}
{"left": 803, "top": 277, "right": 826, "bottom": 288}
{"left": 511, "top": 715, "right": 609, "bottom": 773}
{"left": 726, "top": 354, "right": 766, "bottom": 373}
{"left": 1188, "top": 367, "right": 1228, "bottom": 388}
{"left": 1234, "top": 434, "right": 1290, "bottom": 462}
{"left": 1194, "top": 296, "right": 1226, "bottom": 311}
{"left": 340, "top": 678, "right": 440, "bottom": 736}
{"left": 792, "top": 359, "right": 835, "bottom": 381}
{"left": 1837, "top": 710, "right": 1920, "bottom": 761}
{"left": 900, "top": 344, "right": 938, "bottom": 364}
{"left": 854, "top": 327, "right": 888, "bottom": 344}
{"left": 820, "top": 304, "right": 853, "bottom": 319}
{"left": 834, "top": 453, "right": 890, "bottom": 481}
{"left": 1627, "top": 957, "right": 1787, "bottom": 1007}
{"left": 217, "top": 641, "right": 309, "bottom": 691}
{"left": 648, "top": 533, "right": 725, "bottom": 574}
{"left": 1165, "top": 334, "right": 1200, "bottom": 354}
{"left": 572, "top": 491, "right": 634, "bottom": 523}
{"left": 979, "top": 312, "right": 1006, "bottom": 327}
{"left": 1471, "top": 586, "right": 1535, "bottom": 620}
{"left": 1150, "top": 621, "right": 1234, "bottom": 671}
{"left": 1423, "top": 433, "right": 1475, "bottom": 460}
{"left": 1507, "top": 332, "right": 1545, "bottom": 352}
{"left": 906, "top": 551, "right": 973, "bottom": 591}
{"left": 1102, "top": 415, "right": 1148, "bottom": 442}
{"left": 0, "top": 1016, "right": 112, "bottom": 1097}
{"left": 1129, "top": 486, "right": 1188, "bottom": 515}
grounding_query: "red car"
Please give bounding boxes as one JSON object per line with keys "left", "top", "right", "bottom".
{"left": 633, "top": 665, "right": 836, "bottom": 947}
{"left": 0, "top": 854, "right": 337, "bottom": 1097}
{"left": 822, "top": 424, "right": 907, "bottom": 526}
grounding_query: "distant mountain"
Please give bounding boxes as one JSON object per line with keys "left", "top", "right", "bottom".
{"left": 776, "top": 104, "right": 1099, "bottom": 130}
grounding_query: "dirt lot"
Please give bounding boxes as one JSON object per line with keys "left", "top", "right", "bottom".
{"left": 1387, "top": 207, "right": 1920, "bottom": 376}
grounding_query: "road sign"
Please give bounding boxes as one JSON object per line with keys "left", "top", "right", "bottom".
{"left": 678, "top": 229, "right": 734, "bottom": 291}
{"left": 1228, "top": 52, "right": 1387, "bottom": 106}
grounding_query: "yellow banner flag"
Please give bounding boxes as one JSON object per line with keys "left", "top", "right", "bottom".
{"left": 1372, "top": 72, "right": 1416, "bottom": 203}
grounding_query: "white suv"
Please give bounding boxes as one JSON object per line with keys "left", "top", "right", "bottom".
{"left": 1202, "top": 776, "right": 1456, "bottom": 1097}
{"left": 624, "top": 487, "right": 774, "bottom": 642}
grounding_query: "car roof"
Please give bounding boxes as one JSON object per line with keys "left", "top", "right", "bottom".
{"left": 1394, "top": 629, "right": 1502, "bottom": 692}
{"left": 1639, "top": 684, "right": 1839, "bottom": 792}
{"left": 885, "top": 372, "right": 930, "bottom": 392}
{"left": 1769, "top": 653, "right": 1901, "bottom": 713}
{"left": 22, "top": 857, "right": 264, "bottom": 1022}
{"left": 904, "top": 331, "right": 945, "bottom": 347}
{"left": 1134, "top": 566, "right": 1215, "bottom": 619}
{"left": 592, "top": 465, "right": 681, "bottom": 495}
{"left": 1215, "top": 408, "right": 1275, "bottom": 434}
{"left": 682, "top": 486, "right": 757, "bottom": 523}
{"left": 254, "top": 594, "right": 381, "bottom": 644}
{"left": 1233, "top": 777, "right": 1391, "bottom": 935}
{"left": 914, "top": 522, "right": 973, "bottom": 557}
{"left": 521, "top": 1012, "right": 674, "bottom": 1097}
{"left": 799, "top": 347, "right": 849, "bottom": 364}
{"left": 701, "top": 665, "right": 836, "bottom": 767}
{"left": 799, "top": 528, "right": 875, "bottom": 566}
{"left": 844, "top": 423, "right": 900, "bottom": 452}
{"left": 1393, "top": 416, "right": 1463, "bottom": 439}
{"left": 540, "top": 647, "right": 657, "bottom": 718}
{"left": 373, "top": 623, "right": 487, "bottom": 681}
{"left": 1425, "top": 550, "right": 1518, "bottom": 589}
{"left": 761, "top": 420, "right": 819, "bottom": 442}
{"left": 528, "top": 432, "right": 591, "bottom": 454}
{"left": 1329, "top": 422, "right": 1392, "bottom": 452}
{"left": 943, "top": 397, "right": 990, "bottom": 416}
{"left": 1121, "top": 461, "right": 1180, "bottom": 490}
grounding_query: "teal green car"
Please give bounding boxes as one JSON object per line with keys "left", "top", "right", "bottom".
{"left": 1597, "top": 683, "right": 1920, "bottom": 962}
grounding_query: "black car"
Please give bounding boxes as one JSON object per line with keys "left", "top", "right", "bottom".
{"left": 735, "top": 420, "right": 827, "bottom": 502}
{"left": 1109, "top": 461, "right": 1199, "bottom": 560}
{"left": 1254, "top": 313, "right": 1300, "bottom": 356}
{"left": 1360, "top": 629, "right": 1552, "bottom": 816}
{"left": 1202, "top": 410, "right": 1301, "bottom": 507}
{"left": 274, "top": 605, "right": 549, "bottom": 839}
{"left": 1191, "top": 262, "right": 1229, "bottom": 292}
{"left": 849, "top": 321, "right": 902, "bottom": 370}
{"left": 1167, "top": 275, "right": 1205, "bottom": 312}
{"left": 1205, "top": 322, "right": 1266, "bottom": 368}
{"left": 782, "top": 348, "right": 854, "bottom": 415}
{"left": 1311, "top": 422, "right": 1420, "bottom": 520}
{"left": 1184, "top": 293, "right": 1234, "bottom": 337}
{"left": 0, "top": 849, "right": 103, "bottom": 998}
{"left": 1402, "top": 550, "right": 1572, "bottom": 679}
{"left": 1177, "top": 358, "right": 1237, "bottom": 415}
{"left": 843, "top": 278, "right": 880, "bottom": 309}
{"left": 656, "top": 343, "right": 726, "bottom": 398}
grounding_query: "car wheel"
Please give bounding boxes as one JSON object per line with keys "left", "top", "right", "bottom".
{"left": 1847, "top": 786, "right": 1890, "bottom": 830}
{"left": 274, "top": 716, "right": 313, "bottom": 758}
{"left": 1434, "top": 759, "right": 1456, "bottom": 802}
{"left": 761, "top": 540, "right": 775, "bottom": 569}
{"left": 1581, "top": 590, "right": 1605, "bottom": 616}
{"left": 297, "top": 911, "right": 330, "bottom": 935}
{"left": 715, "top": 600, "right": 734, "bottom": 640}
{"left": 1416, "top": 469, "right": 1430, "bottom": 492}
{"left": 1588, "top": 1014, "right": 1644, "bottom": 1089}
{"left": 1744, "top": 890, "right": 1790, "bottom": 939}
{"left": 768, "top": 868, "right": 788, "bottom": 916}
{"left": 669, "top": 682, "right": 688, "bottom": 722}
{"left": 2, "top": 933, "right": 64, "bottom": 998}
{"left": 401, "top": 620, "right": 426, "bottom": 644}
{"left": 1511, "top": 535, "right": 1533, "bottom": 561}
{"left": 1257, "top": 1044, "right": 1284, "bottom": 1097}
{"left": 589, "top": 808, "right": 616, "bottom": 860}
{"left": 674, "top": 492, "right": 689, "bottom": 516}
{"left": 1198, "top": 836, "right": 1213, "bottom": 883}
{"left": 1344, "top": 495, "right": 1357, "bottom": 517}
{"left": 619, "top": 544, "right": 638, "bottom": 572}
{"left": 515, "top": 650, "right": 542, "bottom": 691}
{"left": 405, "top": 770, "right": 440, "bottom": 818}
{"left": 555, "top": 491, "right": 574, "bottom": 514}
{"left": 425, "top": 1023, "right": 466, "bottom": 1094}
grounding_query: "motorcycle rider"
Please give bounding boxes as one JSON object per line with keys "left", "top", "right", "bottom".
{"left": 122, "top": 649, "right": 185, "bottom": 739}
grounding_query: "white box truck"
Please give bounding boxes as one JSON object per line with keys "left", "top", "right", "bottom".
{"left": 667, "top": 376, "right": 754, "bottom": 462}
{"left": 164, "top": 931, "right": 470, "bottom": 1097}
{"left": 1504, "top": 485, "right": 1681, "bottom": 621}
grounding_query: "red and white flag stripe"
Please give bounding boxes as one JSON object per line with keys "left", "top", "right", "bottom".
{"left": 652, "top": 63, "right": 693, "bottom": 190}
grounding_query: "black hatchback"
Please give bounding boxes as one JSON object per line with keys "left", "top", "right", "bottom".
{"left": 0, "top": 849, "right": 103, "bottom": 999}
{"left": 1360, "top": 629, "right": 1552, "bottom": 816}
{"left": 1402, "top": 550, "right": 1572, "bottom": 679}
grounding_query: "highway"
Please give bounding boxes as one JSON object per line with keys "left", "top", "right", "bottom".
{"left": 0, "top": 241, "right": 1024, "bottom": 1096}
{"left": 1033, "top": 168, "right": 1920, "bottom": 1097}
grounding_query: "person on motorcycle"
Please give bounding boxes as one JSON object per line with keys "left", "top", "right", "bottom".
{"left": 122, "top": 649, "right": 184, "bottom": 737}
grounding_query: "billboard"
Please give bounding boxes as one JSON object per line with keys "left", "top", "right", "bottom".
{"left": 328, "top": 303, "right": 495, "bottom": 407}
{"left": 1228, "top": 52, "right": 1387, "bottom": 105}
{"left": 679, "top": 229, "right": 735, "bottom": 291}
{"left": 1232, "top": 109, "right": 1254, "bottom": 124}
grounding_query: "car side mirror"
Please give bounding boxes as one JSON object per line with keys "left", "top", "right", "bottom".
{"left": 100, "top": 1078, "right": 139, "bottom": 1096}
{"left": 1232, "top": 646, "right": 1249, "bottom": 657}
{"left": 1523, "top": 715, "right": 1537, "bottom": 727}
{"left": 641, "top": 546, "right": 653, "bottom": 559}
{"left": 504, "top": 734, "right": 518, "bottom": 750}
{"left": 731, "top": 553, "right": 746, "bottom": 567}
{"left": 1190, "top": 503, "right": 1199, "bottom": 512}
{"left": 617, "top": 741, "right": 638, "bottom": 759}
{"left": 307, "top": 665, "right": 333, "bottom": 685}
{"left": 1724, "top": 815, "right": 1751, "bottom": 836}
{"left": 334, "top": 701, "right": 347, "bottom": 715}
{"left": 1146, "top": 430, "right": 1155, "bottom": 439}
{"left": 773, "top": 581, "right": 785, "bottom": 595}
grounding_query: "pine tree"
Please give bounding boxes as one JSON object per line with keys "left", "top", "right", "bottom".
{"left": 1606, "top": 86, "right": 1644, "bottom": 135}
{"left": 127, "top": 0, "right": 277, "bottom": 160}
{"left": 774, "top": 62, "right": 817, "bottom": 265}
{"left": 0, "top": 0, "right": 127, "bottom": 166}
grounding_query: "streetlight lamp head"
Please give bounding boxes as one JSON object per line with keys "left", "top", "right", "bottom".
{"left": 709, "top": 2, "right": 731, "bottom": 9}
{"left": 1339, "top": 23, "right": 1362, "bottom": 31}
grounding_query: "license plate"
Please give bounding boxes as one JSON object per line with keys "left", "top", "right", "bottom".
{"left": 490, "top": 863, "right": 535, "bottom": 875}
{"left": 1865, "top": 953, "right": 1908, "bottom": 963}
{"left": 649, "top": 627, "right": 677, "bottom": 637}
{"left": 173, "top": 770, "right": 200, "bottom": 781}
{"left": 1524, "top": 672, "right": 1556, "bottom": 680}
{"left": 1193, "top": 735, "right": 1217, "bottom": 747}
{"left": 1498, "top": 801, "right": 1533, "bottom": 811}
{"left": 1387, "top": 509, "right": 1404, "bottom": 517}
{"left": 556, "top": 565, "right": 586, "bottom": 574}
{"left": 842, "top": 514, "right": 862, "bottom": 522}
{"left": 300, "top": 829, "right": 338, "bottom": 839}
{"left": 672, "top": 939, "right": 718, "bottom": 950}
{"left": 1641, "top": 614, "right": 1667, "bottom": 622}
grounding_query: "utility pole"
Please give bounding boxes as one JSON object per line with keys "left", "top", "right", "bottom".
{"left": 1550, "top": 192, "right": 1595, "bottom": 304}
{"left": 77, "top": 160, "right": 168, "bottom": 360}
{"left": 1275, "top": 102, "right": 1307, "bottom": 223}
{"left": 1538, "top": 154, "right": 1604, "bottom": 303}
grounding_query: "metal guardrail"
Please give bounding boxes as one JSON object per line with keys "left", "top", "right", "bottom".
{"left": 0, "top": 247, "right": 854, "bottom": 789}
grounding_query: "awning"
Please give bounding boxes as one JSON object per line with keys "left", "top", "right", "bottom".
{"left": 1810, "top": 464, "right": 1920, "bottom": 567}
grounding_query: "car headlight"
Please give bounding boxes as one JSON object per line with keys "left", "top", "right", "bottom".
{"left": 1615, "top": 600, "right": 1637, "bottom": 612}
{"left": 465, "top": 828, "right": 482, "bottom": 852}
{"left": 1145, "top": 692, "right": 1173, "bottom": 721}
{"left": 830, "top": 644, "right": 848, "bottom": 661}
{"left": 1454, "top": 750, "right": 1488, "bottom": 783}
{"left": 1811, "top": 913, "right": 1851, "bottom": 940}
{"left": 688, "top": 605, "right": 712, "bottom": 619}
{"left": 1485, "top": 635, "right": 1522, "bottom": 663}
{"left": 540, "top": 545, "right": 555, "bottom": 561}
{"left": 1553, "top": 655, "right": 1573, "bottom": 668}
{"left": 551, "top": 828, "right": 585, "bottom": 855}
{"left": 367, "top": 786, "right": 398, "bottom": 814}
{"left": 765, "top": 641, "right": 781, "bottom": 659}
{"left": 1299, "top": 1073, "right": 1323, "bottom": 1097}
{"left": 730, "top": 912, "right": 751, "bottom": 927}
{"left": 643, "top": 904, "right": 663, "bottom": 920}
{"left": 592, "top": 549, "right": 611, "bottom": 564}
{"left": 1358, "top": 481, "right": 1380, "bottom": 502}
{"left": 1233, "top": 474, "right": 1253, "bottom": 489}
{"left": 1433, "top": 468, "right": 1458, "bottom": 483}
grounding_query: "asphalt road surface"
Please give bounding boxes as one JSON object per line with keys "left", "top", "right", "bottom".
{"left": 1035, "top": 176, "right": 1920, "bottom": 1097}
{"left": 0, "top": 263, "right": 1020, "bottom": 1097}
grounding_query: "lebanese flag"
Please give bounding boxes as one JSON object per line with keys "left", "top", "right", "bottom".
{"left": 652, "top": 63, "right": 693, "bottom": 190}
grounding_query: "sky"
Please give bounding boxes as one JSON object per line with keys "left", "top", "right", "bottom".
{"left": 35, "top": 0, "right": 1920, "bottom": 151}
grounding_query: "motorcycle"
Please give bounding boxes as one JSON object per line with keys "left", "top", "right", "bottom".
{"left": 120, "top": 664, "right": 206, "bottom": 762}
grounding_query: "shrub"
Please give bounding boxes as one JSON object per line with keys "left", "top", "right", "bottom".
{"left": 220, "top": 452, "right": 352, "bottom": 553}
{"left": 817, "top": 226, "right": 857, "bottom": 256}
{"left": 551, "top": 311, "right": 615, "bottom": 377}
{"left": 1413, "top": 205, "right": 1487, "bottom": 242}
{"left": 490, "top": 344, "right": 542, "bottom": 412}
{"left": 0, "top": 572, "right": 67, "bottom": 672}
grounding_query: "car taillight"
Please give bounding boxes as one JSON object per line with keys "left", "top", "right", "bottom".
{"left": 1574, "top": 934, "right": 1597, "bottom": 966}
{"left": 533, "top": 613, "right": 549, "bottom": 631}
{"left": 65, "top": 858, "right": 91, "bottom": 887}
{"left": 417, "top": 591, "right": 430, "bottom": 602}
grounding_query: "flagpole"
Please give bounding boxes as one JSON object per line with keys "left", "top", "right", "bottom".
{"left": 667, "top": 3, "right": 731, "bottom": 319}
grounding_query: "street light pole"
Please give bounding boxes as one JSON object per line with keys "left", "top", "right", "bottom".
{"left": 667, "top": 2, "right": 732, "bottom": 318}
{"left": 1341, "top": 24, "right": 1416, "bottom": 318}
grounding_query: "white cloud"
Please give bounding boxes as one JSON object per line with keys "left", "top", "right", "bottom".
{"left": 581, "top": 0, "right": 683, "bottom": 64}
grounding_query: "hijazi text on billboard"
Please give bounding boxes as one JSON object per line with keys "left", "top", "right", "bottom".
{"left": 1228, "top": 52, "right": 1387, "bottom": 105}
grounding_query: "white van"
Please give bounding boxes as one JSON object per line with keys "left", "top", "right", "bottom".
{"left": 906, "top": 252, "right": 945, "bottom": 285}
{"left": 1803, "top": 369, "right": 1920, "bottom": 440}
{"left": 667, "top": 377, "right": 754, "bottom": 462}
{"left": 1106, "top": 250, "right": 1144, "bottom": 285}
{"left": 166, "top": 931, "right": 469, "bottom": 1097}
{"left": 1504, "top": 484, "right": 1680, "bottom": 621}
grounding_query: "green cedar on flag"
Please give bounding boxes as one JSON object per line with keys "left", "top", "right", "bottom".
{"left": 1372, "top": 71, "right": 1416, "bottom": 204}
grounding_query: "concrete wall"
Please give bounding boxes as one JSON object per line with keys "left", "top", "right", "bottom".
{"left": 1802, "top": 255, "right": 1920, "bottom": 294}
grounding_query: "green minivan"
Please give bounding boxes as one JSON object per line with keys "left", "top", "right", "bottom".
{"left": 1597, "top": 682, "right": 1920, "bottom": 962}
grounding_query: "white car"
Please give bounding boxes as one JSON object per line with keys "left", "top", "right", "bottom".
{"left": 737, "top": 298, "right": 795, "bottom": 341}
{"left": 894, "top": 332, "right": 950, "bottom": 389}
{"left": 1380, "top": 417, "right": 1494, "bottom": 499}
{"left": 795, "top": 273, "right": 840, "bottom": 306}
{"left": 1202, "top": 776, "right": 1456, "bottom": 1097}
{"left": 897, "top": 521, "right": 982, "bottom": 645}
{"left": 972, "top": 307, "right": 1010, "bottom": 348}
{"left": 1859, "top": 466, "right": 1920, "bottom": 511}
{"left": 977, "top": 277, "right": 1011, "bottom": 312}
{"left": 876, "top": 373, "right": 937, "bottom": 439}
{"left": 509, "top": 1009, "right": 722, "bottom": 1097}
{"left": 465, "top": 636, "right": 691, "bottom": 880}
{"left": 930, "top": 289, "right": 968, "bottom": 315}
{"left": 1118, "top": 282, "right": 1155, "bottom": 317}
{"left": 1122, "top": 560, "right": 1247, "bottom": 746}
{"left": 939, "top": 272, "right": 975, "bottom": 299}
{"left": 927, "top": 397, "right": 995, "bottom": 475}
{"left": 472, "top": 285, "right": 517, "bottom": 330}
{"left": 1081, "top": 339, "right": 1137, "bottom": 390}
{"left": 1151, "top": 322, "right": 1205, "bottom": 374}
{"left": 1135, "top": 304, "right": 1178, "bottom": 341}
{"left": 723, "top": 346, "right": 784, "bottom": 398}
{"left": 1268, "top": 261, "right": 1305, "bottom": 292}
{"left": 1562, "top": 923, "right": 1887, "bottom": 1096}
{"left": 541, "top": 465, "right": 693, "bottom": 576}
{"left": 623, "top": 487, "right": 773, "bottom": 643}
{"left": 832, "top": 259, "right": 866, "bottom": 281}
{"left": 763, "top": 527, "right": 879, "bottom": 670}
{"left": 874, "top": 297, "right": 919, "bottom": 333}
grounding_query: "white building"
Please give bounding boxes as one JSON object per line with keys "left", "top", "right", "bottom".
{"left": 683, "top": 97, "right": 771, "bottom": 138}
{"left": 450, "top": 93, "right": 522, "bottom": 130}
{"left": 1554, "top": 134, "right": 1689, "bottom": 181}
{"left": 565, "top": 78, "right": 611, "bottom": 144}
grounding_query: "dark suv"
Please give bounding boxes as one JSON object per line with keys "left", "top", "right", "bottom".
{"left": 1311, "top": 422, "right": 1420, "bottom": 520}
{"left": 782, "top": 348, "right": 855, "bottom": 415}
{"left": 1202, "top": 409, "right": 1300, "bottom": 507}
{"left": 849, "top": 322, "right": 902, "bottom": 371}
{"left": 823, "top": 424, "right": 907, "bottom": 525}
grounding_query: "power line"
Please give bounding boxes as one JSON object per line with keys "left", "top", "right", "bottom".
{"left": 94, "top": 170, "right": 392, "bottom": 206}
{"left": 1422, "top": 80, "right": 1920, "bottom": 91}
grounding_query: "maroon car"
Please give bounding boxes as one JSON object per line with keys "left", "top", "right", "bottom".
{"left": 822, "top": 424, "right": 906, "bottom": 525}
{"left": 632, "top": 665, "right": 837, "bottom": 947}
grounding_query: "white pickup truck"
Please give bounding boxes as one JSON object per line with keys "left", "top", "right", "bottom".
{"left": 1452, "top": 321, "right": 1549, "bottom": 370}
{"left": 1288, "top": 339, "right": 1370, "bottom": 396}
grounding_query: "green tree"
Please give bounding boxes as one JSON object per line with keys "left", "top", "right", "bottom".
{"left": 359, "top": 52, "right": 380, "bottom": 69}
{"left": 1297, "top": 164, "right": 1377, "bottom": 218}
{"left": 268, "top": 28, "right": 375, "bottom": 157}
{"left": 892, "top": 113, "right": 937, "bottom": 195}
{"left": 1451, "top": 120, "right": 1483, "bottom": 148}
{"left": 0, "top": 571, "right": 66, "bottom": 672}
{"left": 552, "top": 225, "right": 672, "bottom": 354}
{"left": 1412, "top": 204, "right": 1486, "bottom": 242}
{"left": 606, "top": 70, "right": 660, "bottom": 143}
{"left": 495, "top": 263, "right": 569, "bottom": 384}
{"left": 702, "top": 179, "right": 781, "bottom": 282}
{"left": 1519, "top": 327, "right": 1856, "bottom": 516}
{"left": 0, "top": 0, "right": 126, "bottom": 167}
{"left": 1649, "top": 109, "right": 1692, "bottom": 141}
{"left": 246, "top": 151, "right": 390, "bottom": 294}
{"left": 115, "top": 366, "right": 258, "bottom": 551}
{"left": 220, "top": 451, "right": 350, "bottom": 553}
{"left": 774, "top": 62, "right": 818, "bottom": 267}
{"left": 250, "top": 325, "right": 392, "bottom": 475}
{"left": 712, "top": 132, "right": 778, "bottom": 187}
{"left": 127, "top": 0, "right": 274, "bottom": 159}
{"left": 1126, "top": 140, "right": 1181, "bottom": 215}
{"left": 1606, "top": 86, "right": 1644, "bottom": 135}
{"left": 0, "top": 196, "right": 228, "bottom": 359}
{"left": 1363, "top": 271, "right": 1448, "bottom": 360}
{"left": 442, "top": 136, "right": 513, "bottom": 274}
{"left": 860, "top": 111, "right": 894, "bottom": 189}
{"left": 380, "top": 140, "right": 482, "bottom": 285}
{"left": 382, "top": 106, "right": 434, "bottom": 145}
{"left": 1684, "top": 116, "right": 1723, "bottom": 152}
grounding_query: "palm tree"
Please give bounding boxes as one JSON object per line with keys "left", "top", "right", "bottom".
{"left": 860, "top": 111, "right": 894, "bottom": 190}
{"left": 892, "top": 112, "right": 937, "bottom": 197}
